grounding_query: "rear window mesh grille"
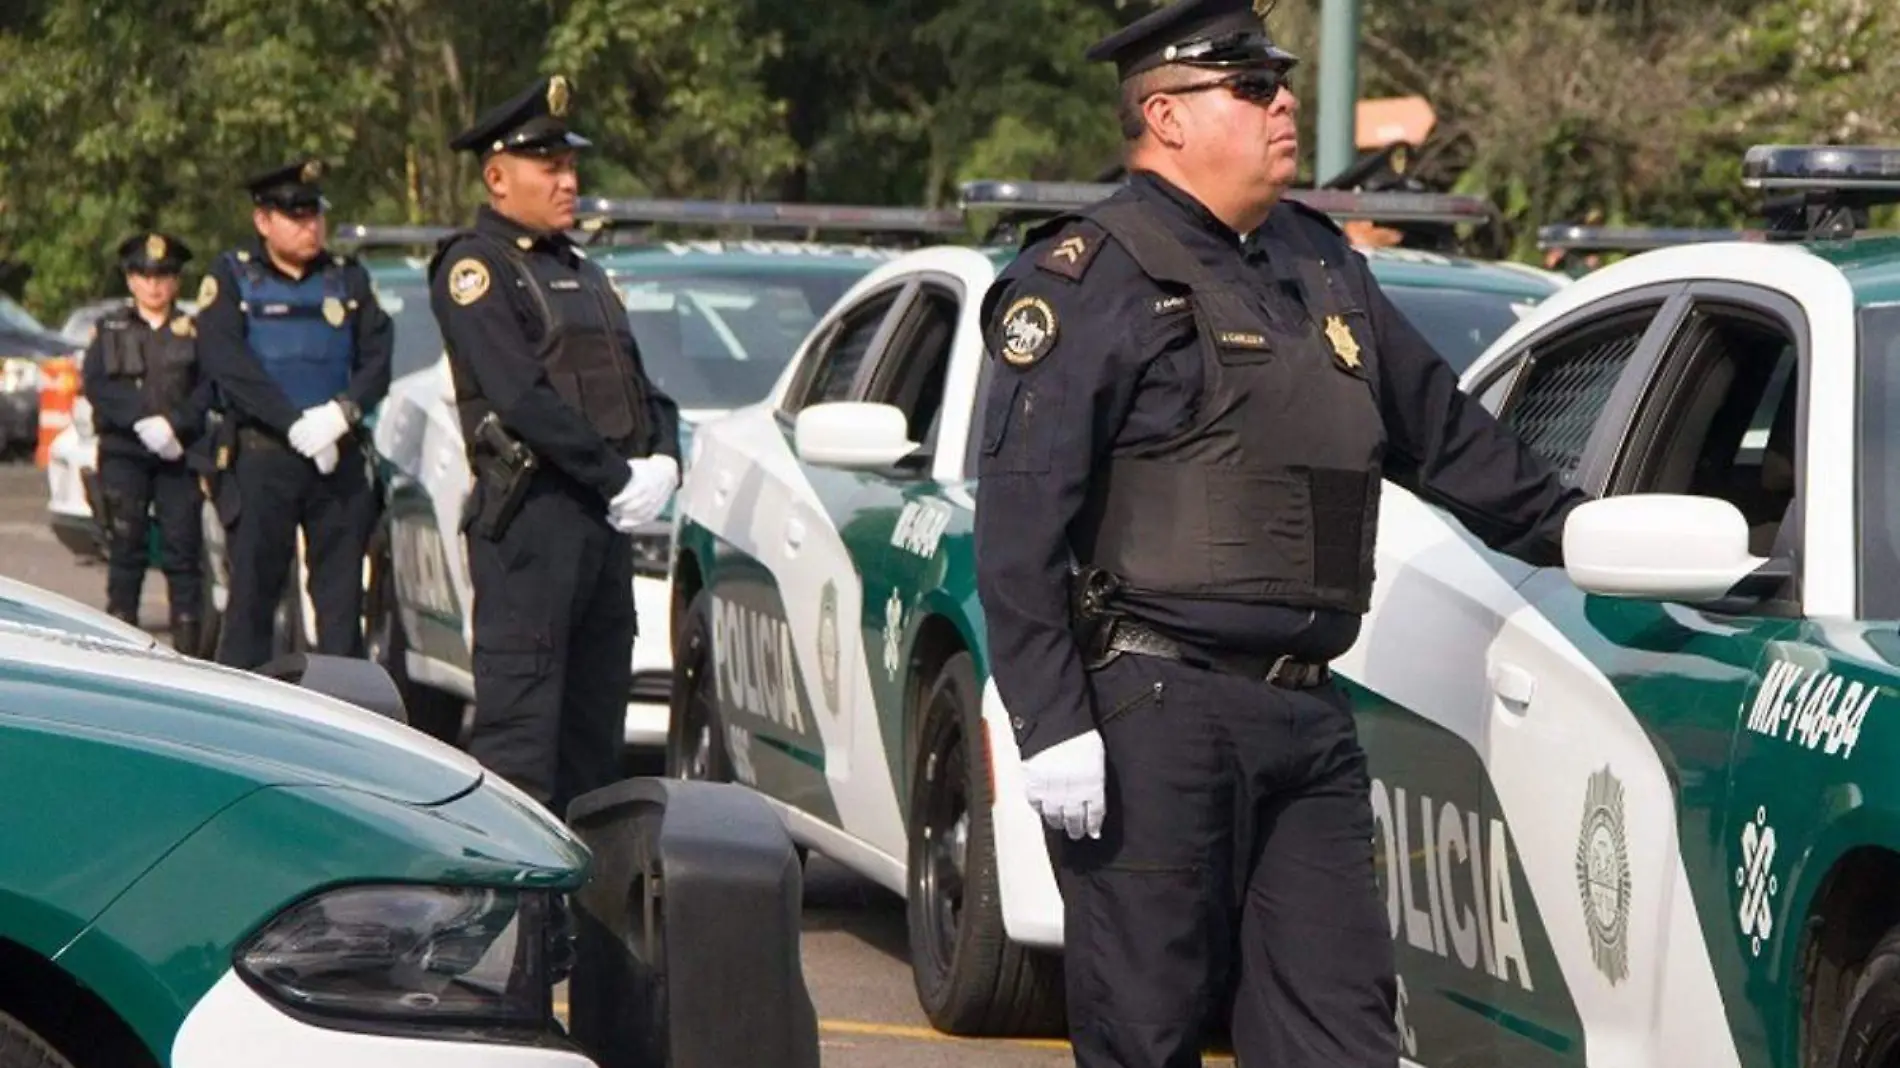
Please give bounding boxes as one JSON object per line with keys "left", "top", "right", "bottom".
{"left": 1502, "top": 331, "right": 1642, "bottom": 478}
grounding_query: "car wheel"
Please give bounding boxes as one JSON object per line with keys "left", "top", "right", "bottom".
{"left": 0, "top": 1009, "right": 77, "bottom": 1068}
{"left": 905, "top": 651, "right": 1064, "bottom": 1037}
{"left": 365, "top": 537, "right": 467, "bottom": 747}
{"left": 1830, "top": 925, "right": 1900, "bottom": 1067}
{"left": 666, "top": 591, "right": 729, "bottom": 781}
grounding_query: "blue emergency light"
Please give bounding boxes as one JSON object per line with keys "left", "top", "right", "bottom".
{"left": 1535, "top": 225, "right": 1751, "bottom": 253}
{"left": 1743, "top": 145, "right": 1900, "bottom": 190}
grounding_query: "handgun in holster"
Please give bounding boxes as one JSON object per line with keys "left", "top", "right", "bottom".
{"left": 469, "top": 412, "right": 538, "bottom": 540}
{"left": 204, "top": 410, "right": 242, "bottom": 528}
{"left": 81, "top": 468, "right": 113, "bottom": 555}
{"left": 1069, "top": 565, "right": 1125, "bottom": 669}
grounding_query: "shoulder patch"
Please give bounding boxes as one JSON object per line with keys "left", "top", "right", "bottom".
{"left": 999, "top": 295, "right": 1058, "bottom": 368}
{"left": 196, "top": 275, "right": 218, "bottom": 307}
{"left": 447, "top": 258, "right": 491, "bottom": 306}
{"left": 1035, "top": 222, "right": 1107, "bottom": 282}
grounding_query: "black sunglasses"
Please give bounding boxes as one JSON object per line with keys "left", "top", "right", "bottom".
{"left": 1144, "top": 68, "right": 1289, "bottom": 106}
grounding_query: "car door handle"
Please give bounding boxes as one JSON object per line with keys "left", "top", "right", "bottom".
{"left": 1490, "top": 662, "right": 1537, "bottom": 708}
{"left": 785, "top": 516, "right": 806, "bottom": 553}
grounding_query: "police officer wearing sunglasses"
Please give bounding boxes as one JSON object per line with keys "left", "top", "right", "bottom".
{"left": 972, "top": 0, "right": 1589, "bottom": 1064}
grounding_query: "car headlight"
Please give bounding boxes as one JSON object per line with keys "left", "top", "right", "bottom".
{"left": 630, "top": 518, "right": 673, "bottom": 578}
{"left": 235, "top": 885, "right": 568, "bottom": 1036}
{"left": 1, "top": 357, "right": 40, "bottom": 394}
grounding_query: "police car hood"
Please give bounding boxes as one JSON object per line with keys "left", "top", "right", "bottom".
{"left": 0, "top": 622, "right": 482, "bottom": 805}
{"left": 0, "top": 575, "right": 159, "bottom": 648}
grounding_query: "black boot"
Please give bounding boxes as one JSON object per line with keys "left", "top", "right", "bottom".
{"left": 171, "top": 616, "right": 202, "bottom": 658}
{"left": 108, "top": 606, "right": 139, "bottom": 628}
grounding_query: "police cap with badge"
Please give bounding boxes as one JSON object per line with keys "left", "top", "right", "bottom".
{"left": 1085, "top": 0, "right": 1298, "bottom": 82}
{"left": 117, "top": 232, "right": 192, "bottom": 276}
{"left": 245, "top": 157, "right": 330, "bottom": 218}
{"left": 448, "top": 74, "right": 592, "bottom": 159}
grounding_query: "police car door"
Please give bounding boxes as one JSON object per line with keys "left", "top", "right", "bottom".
{"left": 700, "top": 281, "right": 908, "bottom": 866}
{"left": 1501, "top": 277, "right": 1837, "bottom": 1068}
{"left": 1341, "top": 284, "right": 1687, "bottom": 1067}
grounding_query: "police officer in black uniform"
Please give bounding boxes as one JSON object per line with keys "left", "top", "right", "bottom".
{"left": 196, "top": 159, "right": 393, "bottom": 668}
{"left": 429, "top": 76, "right": 681, "bottom": 815}
{"left": 972, "top": 2, "right": 1593, "bottom": 1065}
{"left": 83, "top": 232, "right": 209, "bottom": 650}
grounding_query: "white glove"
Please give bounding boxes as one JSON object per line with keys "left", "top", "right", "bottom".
{"left": 288, "top": 401, "right": 351, "bottom": 458}
{"left": 1022, "top": 730, "right": 1106, "bottom": 840}
{"left": 312, "top": 441, "right": 339, "bottom": 475}
{"left": 133, "top": 416, "right": 182, "bottom": 461}
{"left": 607, "top": 455, "right": 679, "bottom": 532}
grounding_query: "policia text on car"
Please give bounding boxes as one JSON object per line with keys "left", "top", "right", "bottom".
{"left": 970, "top": 1, "right": 1593, "bottom": 1065}
{"left": 195, "top": 159, "right": 394, "bottom": 669}
{"left": 82, "top": 232, "right": 211, "bottom": 652}
{"left": 428, "top": 76, "right": 683, "bottom": 815}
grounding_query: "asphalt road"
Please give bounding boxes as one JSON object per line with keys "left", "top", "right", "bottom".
{"left": 0, "top": 461, "right": 1117, "bottom": 1067}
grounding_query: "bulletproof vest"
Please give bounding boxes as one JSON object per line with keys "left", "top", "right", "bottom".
{"left": 1074, "top": 197, "right": 1387, "bottom": 614}
{"left": 458, "top": 234, "right": 648, "bottom": 448}
{"left": 229, "top": 252, "right": 357, "bottom": 409}
{"left": 98, "top": 310, "right": 197, "bottom": 416}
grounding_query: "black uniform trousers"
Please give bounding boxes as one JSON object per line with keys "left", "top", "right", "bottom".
{"left": 1056, "top": 651, "right": 1398, "bottom": 1068}
{"left": 97, "top": 440, "right": 204, "bottom": 624}
{"left": 215, "top": 434, "right": 379, "bottom": 669}
{"left": 464, "top": 474, "right": 634, "bottom": 816}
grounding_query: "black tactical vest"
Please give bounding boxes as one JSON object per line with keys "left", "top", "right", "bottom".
{"left": 1071, "top": 196, "right": 1387, "bottom": 614}
{"left": 452, "top": 233, "right": 649, "bottom": 450}
{"left": 98, "top": 310, "right": 198, "bottom": 417}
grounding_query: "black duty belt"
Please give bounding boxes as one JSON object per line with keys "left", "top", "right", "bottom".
{"left": 237, "top": 426, "right": 289, "bottom": 452}
{"left": 1103, "top": 617, "right": 1332, "bottom": 689}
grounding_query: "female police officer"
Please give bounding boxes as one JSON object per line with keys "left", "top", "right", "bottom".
{"left": 82, "top": 232, "right": 209, "bottom": 653}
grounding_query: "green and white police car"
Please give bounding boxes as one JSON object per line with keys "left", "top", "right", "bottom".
{"left": 0, "top": 572, "right": 596, "bottom": 1068}
{"left": 664, "top": 179, "right": 1567, "bottom": 1037}
{"left": 370, "top": 203, "right": 964, "bottom": 752}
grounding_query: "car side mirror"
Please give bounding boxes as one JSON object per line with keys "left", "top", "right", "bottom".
{"left": 1563, "top": 494, "right": 1780, "bottom": 603}
{"left": 793, "top": 401, "right": 918, "bottom": 470}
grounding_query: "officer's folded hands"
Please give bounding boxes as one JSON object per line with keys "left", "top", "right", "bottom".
{"left": 287, "top": 399, "right": 352, "bottom": 458}
{"left": 133, "top": 415, "right": 183, "bottom": 461}
{"left": 1022, "top": 729, "right": 1106, "bottom": 839}
{"left": 606, "top": 454, "right": 678, "bottom": 533}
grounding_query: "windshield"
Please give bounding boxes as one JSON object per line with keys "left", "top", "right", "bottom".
{"left": 369, "top": 278, "right": 445, "bottom": 378}
{"left": 618, "top": 270, "right": 864, "bottom": 411}
{"left": 1383, "top": 284, "right": 1540, "bottom": 374}
{"left": 0, "top": 295, "right": 48, "bottom": 335}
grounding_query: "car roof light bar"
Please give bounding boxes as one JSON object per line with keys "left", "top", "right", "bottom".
{"left": 332, "top": 224, "right": 458, "bottom": 248}
{"left": 574, "top": 198, "right": 965, "bottom": 235}
{"left": 1535, "top": 225, "right": 1752, "bottom": 252}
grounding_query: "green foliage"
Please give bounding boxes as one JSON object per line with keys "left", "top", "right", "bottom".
{"left": 1, "top": 0, "right": 1895, "bottom": 318}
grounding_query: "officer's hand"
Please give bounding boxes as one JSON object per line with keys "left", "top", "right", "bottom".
{"left": 312, "top": 441, "right": 339, "bottom": 476}
{"left": 607, "top": 455, "right": 680, "bottom": 531}
{"left": 1021, "top": 730, "right": 1106, "bottom": 840}
{"left": 288, "top": 401, "right": 351, "bottom": 458}
{"left": 134, "top": 416, "right": 180, "bottom": 459}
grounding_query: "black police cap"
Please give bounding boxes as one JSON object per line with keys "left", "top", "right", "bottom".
{"left": 116, "top": 231, "right": 192, "bottom": 275}
{"left": 449, "top": 75, "right": 593, "bottom": 158}
{"left": 245, "top": 157, "right": 329, "bottom": 215}
{"left": 1086, "top": 0, "right": 1297, "bottom": 81}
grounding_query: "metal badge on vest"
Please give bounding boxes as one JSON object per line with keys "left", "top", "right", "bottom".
{"left": 1066, "top": 191, "right": 1387, "bottom": 615}
{"left": 228, "top": 252, "right": 357, "bottom": 411}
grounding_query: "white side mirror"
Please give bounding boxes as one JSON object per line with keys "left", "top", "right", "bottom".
{"left": 793, "top": 401, "right": 918, "bottom": 470}
{"left": 1563, "top": 494, "right": 1773, "bottom": 602}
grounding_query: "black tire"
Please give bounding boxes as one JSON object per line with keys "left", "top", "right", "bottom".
{"left": 905, "top": 652, "right": 1064, "bottom": 1037}
{"left": 365, "top": 536, "right": 467, "bottom": 747}
{"left": 0, "top": 1010, "right": 77, "bottom": 1068}
{"left": 1831, "top": 924, "right": 1900, "bottom": 1067}
{"left": 666, "top": 590, "right": 730, "bottom": 781}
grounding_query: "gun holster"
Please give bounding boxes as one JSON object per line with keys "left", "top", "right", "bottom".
{"left": 1070, "top": 566, "right": 1125, "bottom": 670}
{"left": 206, "top": 414, "right": 241, "bottom": 528}
{"left": 468, "top": 414, "right": 538, "bottom": 541}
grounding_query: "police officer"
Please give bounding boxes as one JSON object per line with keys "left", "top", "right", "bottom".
{"left": 196, "top": 158, "right": 393, "bottom": 668}
{"left": 82, "top": 232, "right": 209, "bottom": 651}
{"left": 429, "top": 76, "right": 681, "bottom": 815}
{"left": 971, "top": 2, "right": 1593, "bottom": 1065}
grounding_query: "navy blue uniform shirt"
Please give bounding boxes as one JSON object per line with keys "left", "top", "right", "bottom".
{"left": 973, "top": 171, "right": 1589, "bottom": 758}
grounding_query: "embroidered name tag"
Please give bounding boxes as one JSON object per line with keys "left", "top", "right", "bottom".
{"left": 1153, "top": 295, "right": 1190, "bottom": 315}
{"left": 549, "top": 279, "right": 582, "bottom": 291}
{"left": 1216, "top": 331, "right": 1271, "bottom": 350}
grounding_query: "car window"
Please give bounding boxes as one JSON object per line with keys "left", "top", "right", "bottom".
{"left": 1384, "top": 284, "right": 1540, "bottom": 375}
{"left": 620, "top": 271, "right": 861, "bottom": 411}
{"left": 863, "top": 283, "right": 960, "bottom": 453}
{"left": 1855, "top": 304, "right": 1900, "bottom": 617}
{"left": 371, "top": 279, "right": 444, "bottom": 379}
{"left": 786, "top": 288, "right": 902, "bottom": 413}
{"left": 1496, "top": 306, "right": 1660, "bottom": 481}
